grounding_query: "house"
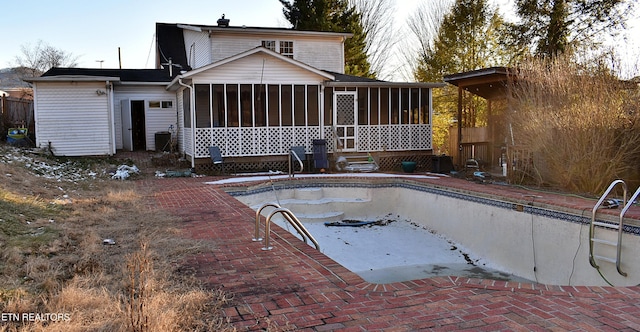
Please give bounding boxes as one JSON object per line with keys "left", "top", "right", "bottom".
{"left": 28, "top": 18, "right": 444, "bottom": 172}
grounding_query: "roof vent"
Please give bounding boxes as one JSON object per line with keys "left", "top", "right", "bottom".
{"left": 217, "top": 14, "right": 230, "bottom": 27}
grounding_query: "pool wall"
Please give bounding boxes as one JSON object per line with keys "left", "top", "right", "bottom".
{"left": 230, "top": 179, "right": 640, "bottom": 286}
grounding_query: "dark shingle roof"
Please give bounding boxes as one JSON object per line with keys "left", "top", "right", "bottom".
{"left": 41, "top": 68, "right": 173, "bottom": 82}
{"left": 156, "top": 23, "right": 191, "bottom": 72}
{"left": 324, "top": 71, "right": 386, "bottom": 83}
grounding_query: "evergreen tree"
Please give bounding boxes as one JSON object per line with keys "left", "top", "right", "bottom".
{"left": 414, "top": 0, "right": 515, "bottom": 82}
{"left": 514, "top": 0, "right": 635, "bottom": 58}
{"left": 279, "top": 0, "right": 374, "bottom": 78}
{"left": 410, "top": 0, "right": 521, "bottom": 154}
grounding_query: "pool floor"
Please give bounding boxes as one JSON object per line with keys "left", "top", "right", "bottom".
{"left": 273, "top": 216, "right": 533, "bottom": 284}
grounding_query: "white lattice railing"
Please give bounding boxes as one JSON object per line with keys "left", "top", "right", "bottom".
{"left": 189, "top": 124, "right": 431, "bottom": 158}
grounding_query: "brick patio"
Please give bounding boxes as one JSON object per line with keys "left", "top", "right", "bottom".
{"left": 142, "top": 175, "right": 640, "bottom": 331}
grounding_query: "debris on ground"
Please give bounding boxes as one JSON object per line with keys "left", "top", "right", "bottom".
{"left": 111, "top": 164, "right": 140, "bottom": 180}
{"left": 155, "top": 169, "right": 194, "bottom": 178}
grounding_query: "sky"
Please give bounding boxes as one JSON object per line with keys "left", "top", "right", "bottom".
{"left": 1, "top": 0, "right": 639, "bottom": 79}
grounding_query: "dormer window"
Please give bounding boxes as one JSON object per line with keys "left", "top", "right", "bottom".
{"left": 261, "top": 40, "right": 276, "bottom": 51}
{"left": 279, "top": 41, "right": 294, "bottom": 58}
{"left": 261, "top": 40, "right": 294, "bottom": 58}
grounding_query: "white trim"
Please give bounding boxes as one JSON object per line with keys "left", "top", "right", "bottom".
{"left": 27, "top": 76, "right": 121, "bottom": 82}
{"left": 168, "top": 47, "right": 334, "bottom": 89}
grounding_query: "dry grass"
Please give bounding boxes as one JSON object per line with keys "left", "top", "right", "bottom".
{"left": 507, "top": 53, "right": 640, "bottom": 194}
{"left": 0, "top": 146, "right": 236, "bottom": 331}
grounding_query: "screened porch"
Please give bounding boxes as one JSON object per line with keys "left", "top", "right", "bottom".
{"left": 181, "top": 82, "right": 441, "bottom": 162}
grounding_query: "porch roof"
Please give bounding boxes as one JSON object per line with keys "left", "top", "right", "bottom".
{"left": 324, "top": 71, "right": 445, "bottom": 88}
{"left": 443, "top": 67, "right": 516, "bottom": 100}
{"left": 32, "top": 68, "right": 174, "bottom": 83}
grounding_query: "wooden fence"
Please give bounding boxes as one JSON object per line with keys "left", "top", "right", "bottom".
{"left": 1, "top": 95, "right": 34, "bottom": 139}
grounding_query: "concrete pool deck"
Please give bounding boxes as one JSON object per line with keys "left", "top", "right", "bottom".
{"left": 145, "top": 173, "right": 640, "bottom": 331}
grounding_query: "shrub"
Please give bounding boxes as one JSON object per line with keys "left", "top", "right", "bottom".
{"left": 506, "top": 54, "right": 640, "bottom": 194}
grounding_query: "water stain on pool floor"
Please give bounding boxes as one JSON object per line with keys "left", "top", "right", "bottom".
{"left": 358, "top": 263, "right": 533, "bottom": 284}
{"left": 274, "top": 216, "right": 532, "bottom": 284}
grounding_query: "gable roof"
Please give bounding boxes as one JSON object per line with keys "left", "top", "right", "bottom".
{"left": 443, "top": 67, "right": 515, "bottom": 100}
{"left": 168, "top": 46, "right": 335, "bottom": 89}
{"left": 156, "top": 22, "right": 352, "bottom": 73}
{"left": 30, "top": 68, "right": 174, "bottom": 84}
{"left": 156, "top": 23, "right": 191, "bottom": 72}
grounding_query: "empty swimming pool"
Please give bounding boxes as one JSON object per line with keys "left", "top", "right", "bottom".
{"left": 224, "top": 177, "right": 640, "bottom": 286}
{"left": 275, "top": 215, "right": 532, "bottom": 284}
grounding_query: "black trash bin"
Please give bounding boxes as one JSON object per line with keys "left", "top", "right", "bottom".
{"left": 431, "top": 155, "right": 453, "bottom": 174}
{"left": 155, "top": 131, "right": 172, "bottom": 152}
{"left": 312, "top": 139, "right": 328, "bottom": 171}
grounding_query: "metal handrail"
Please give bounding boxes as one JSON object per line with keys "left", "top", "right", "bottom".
{"left": 253, "top": 202, "right": 281, "bottom": 242}
{"left": 259, "top": 206, "right": 320, "bottom": 251}
{"left": 288, "top": 150, "right": 304, "bottom": 178}
{"left": 253, "top": 202, "right": 307, "bottom": 244}
{"left": 589, "top": 179, "right": 628, "bottom": 276}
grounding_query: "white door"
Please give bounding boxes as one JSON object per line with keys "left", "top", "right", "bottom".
{"left": 121, "top": 99, "right": 133, "bottom": 151}
{"left": 334, "top": 92, "right": 357, "bottom": 151}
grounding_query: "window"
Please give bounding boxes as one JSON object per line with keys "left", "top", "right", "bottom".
{"left": 212, "top": 84, "right": 225, "bottom": 127}
{"left": 195, "top": 84, "right": 210, "bottom": 128}
{"left": 420, "top": 88, "right": 430, "bottom": 124}
{"left": 281, "top": 85, "right": 292, "bottom": 126}
{"left": 379, "top": 88, "right": 389, "bottom": 125}
{"left": 370, "top": 88, "right": 379, "bottom": 125}
{"left": 261, "top": 40, "right": 276, "bottom": 51}
{"left": 240, "top": 84, "right": 252, "bottom": 127}
{"left": 254, "top": 84, "right": 266, "bottom": 127}
{"left": 358, "top": 88, "right": 368, "bottom": 125}
{"left": 149, "top": 100, "right": 173, "bottom": 109}
{"left": 401, "top": 88, "right": 410, "bottom": 124}
{"left": 324, "top": 87, "right": 333, "bottom": 125}
{"left": 307, "top": 85, "right": 319, "bottom": 126}
{"left": 294, "top": 85, "right": 305, "bottom": 126}
{"left": 280, "top": 41, "right": 294, "bottom": 58}
{"left": 268, "top": 85, "right": 280, "bottom": 126}
{"left": 391, "top": 88, "right": 399, "bottom": 124}
{"left": 226, "top": 85, "right": 239, "bottom": 127}
{"left": 411, "top": 88, "right": 420, "bottom": 124}
{"left": 183, "top": 89, "right": 191, "bottom": 128}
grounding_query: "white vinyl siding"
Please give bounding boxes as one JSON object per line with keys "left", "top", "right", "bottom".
{"left": 183, "top": 30, "right": 212, "bottom": 69}
{"left": 294, "top": 38, "right": 344, "bottom": 73}
{"left": 191, "top": 53, "right": 327, "bottom": 85}
{"left": 113, "top": 85, "right": 177, "bottom": 150}
{"left": 209, "top": 34, "right": 344, "bottom": 72}
{"left": 33, "top": 82, "right": 112, "bottom": 156}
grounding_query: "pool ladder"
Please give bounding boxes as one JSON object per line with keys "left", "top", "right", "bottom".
{"left": 589, "top": 179, "right": 640, "bottom": 277}
{"left": 253, "top": 203, "right": 320, "bottom": 251}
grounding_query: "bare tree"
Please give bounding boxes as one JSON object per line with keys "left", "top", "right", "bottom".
{"left": 349, "top": 0, "right": 397, "bottom": 80}
{"left": 14, "top": 40, "right": 79, "bottom": 78}
{"left": 397, "top": 0, "right": 453, "bottom": 81}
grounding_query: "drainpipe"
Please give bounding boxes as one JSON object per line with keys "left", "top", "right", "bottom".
{"left": 178, "top": 78, "right": 195, "bottom": 168}
{"left": 106, "top": 81, "right": 115, "bottom": 155}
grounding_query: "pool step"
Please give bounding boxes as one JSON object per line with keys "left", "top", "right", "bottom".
{"left": 295, "top": 211, "right": 345, "bottom": 223}
{"left": 294, "top": 187, "right": 324, "bottom": 200}
{"left": 279, "top": 197, "right": 370, "bottom": 215}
